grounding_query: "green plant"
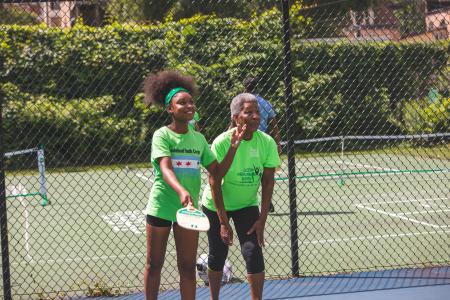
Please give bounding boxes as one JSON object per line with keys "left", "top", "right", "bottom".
{"left": 1, "top": 16, "right": 448, "bottom": 169}
{"left": 402, "top": 96, "right": 450, "bottom": 134}
{"left": 87, "top": 281, "right": 121, "bottom": 297}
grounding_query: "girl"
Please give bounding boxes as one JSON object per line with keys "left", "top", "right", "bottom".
{"left": 142, "top": 71, "right": 222, "bottom": 300}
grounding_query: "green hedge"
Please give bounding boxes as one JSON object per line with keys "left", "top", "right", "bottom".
{"left": 2, "top": 83, "right": 155, "bottom": 168}
{"left": 289, "top": 41, "right": 448, "bottom": 136}
{"left": 1, "top": 14, "right": 448, "bottom": 167}
{"left": 402, "top": 96, "right": 450, "bottom": 134}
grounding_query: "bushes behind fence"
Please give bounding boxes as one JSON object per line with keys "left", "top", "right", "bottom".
{"left": 1, "top": 14, "right": 448, "bottom": 168}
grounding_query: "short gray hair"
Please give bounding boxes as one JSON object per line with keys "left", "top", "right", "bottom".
{"left": 230, "top": 93, "right": 257, "bottom": 116}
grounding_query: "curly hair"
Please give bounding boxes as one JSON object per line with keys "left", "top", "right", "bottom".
{"left": 142, "top": 70, "right": 198, "bottom": 106}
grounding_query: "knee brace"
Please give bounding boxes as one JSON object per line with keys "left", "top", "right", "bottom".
{"left": 241, "top": 240, "right": 264, "bottom": 274}
{"left": 207, "top": 250, "right": 228, "bottom": 272}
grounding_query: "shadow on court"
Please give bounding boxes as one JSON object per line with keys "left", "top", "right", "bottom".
{"left": 81, "top": 266, "right": 450, "bottom": 300}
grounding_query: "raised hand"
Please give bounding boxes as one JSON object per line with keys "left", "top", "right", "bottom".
{"left": 231, "top": 122, "right": 246, "bottom": 149}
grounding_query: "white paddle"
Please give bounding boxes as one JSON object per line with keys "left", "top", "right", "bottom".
{"left": 176, "top": 206, "right": 210, "bottom": 232}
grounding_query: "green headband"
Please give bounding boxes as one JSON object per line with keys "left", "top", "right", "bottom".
{"left": 165, "top": 87, "right": 190, "bottom": 106}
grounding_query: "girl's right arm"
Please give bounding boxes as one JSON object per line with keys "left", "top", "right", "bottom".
{"left": 158, "top": 157, "right": 193, "bottom": 207}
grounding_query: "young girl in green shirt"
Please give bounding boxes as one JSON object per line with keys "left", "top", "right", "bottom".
{"left": 142, "top": 71, "right": 222, "bottom": 300}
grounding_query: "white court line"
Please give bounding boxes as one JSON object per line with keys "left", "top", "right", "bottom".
{"left": 135, "top": 172, "right": 153, "bottom": 182}
{"left": 266, "top": 230, "right": 450, "bottom": 247}
{"left": 397, "top": 209, "right": 450, "bottom": 216}
{"left": 298, "top": 166, "right": 340, "bottom": 171}
{"left": 291, "top": 160, "right": 400, "bottom": 171}
{"left": 306, "top": 229, "right": 450, "bottom": 245}
{"left": 293, "top": 169, "right": 449, "bottom": 183}
{"left": 10, "top": 184, "right": 33, "bottom": 262}
{"left": 102, "top": 210, "right": 146, "bottom": 234}
{"left": 10, "top": 249, "right": 197, "bottom": 267}
{"left": 11, "top": 252, "right": 145, "bottom": 266}
{"left": 300, "top": 191, "right": 440, "bottom": 204}
{"left": 338, "top": 160, "right": 400, "bottom": 171}
{"left": 357, "top": 196, "right": 450, "bottom": 206}
{"left": 297, "top": 161, "right": 339, "bottom": 166}
{"left": 22, "top": 229, "right": 447, "bottom": 267}
{"left": 355, "top": 204, "right": 443, "bottom": 228}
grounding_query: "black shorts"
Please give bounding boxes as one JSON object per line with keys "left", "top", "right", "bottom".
{"left": 203, "top": 206, "right": 265, "bottom": 274}
{"left": 146, "top": 215, "right": 173, "bottom": 227}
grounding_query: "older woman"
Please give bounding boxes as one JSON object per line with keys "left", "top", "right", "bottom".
{"left": 202, "top": 93, "right": 281, "bottom": 300}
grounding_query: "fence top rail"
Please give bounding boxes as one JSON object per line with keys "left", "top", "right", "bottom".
{"left": 4, "top": 148, "right": 39, "bottom": 158}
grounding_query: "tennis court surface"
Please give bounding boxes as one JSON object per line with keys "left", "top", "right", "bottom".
{"left": 80, "top": 267, "right": 450, "bottom": 300}
{"left": 3, "top": 141, "right": 449, "bottom": 299}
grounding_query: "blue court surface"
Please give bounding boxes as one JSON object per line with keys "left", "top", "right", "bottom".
{"left": 84, "top": 266, "right": 449, "bottom": 300}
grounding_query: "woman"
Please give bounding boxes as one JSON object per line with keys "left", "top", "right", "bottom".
{"left": 202, "top": 93, "right": 281, "bottom": 300}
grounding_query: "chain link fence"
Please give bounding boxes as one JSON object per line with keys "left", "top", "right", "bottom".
{"left": 0, "top": 0, "right": 449, "bottom": 299}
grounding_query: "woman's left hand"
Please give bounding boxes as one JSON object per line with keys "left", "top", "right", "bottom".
{"left": 247, "top": 218, "right": 265, "bottom": 247}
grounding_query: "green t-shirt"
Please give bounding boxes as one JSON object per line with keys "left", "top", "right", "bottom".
{"left": 146, "top": 126, "right": 216, "bottom": 221}
{"left": 202, "top": 129, "right": 280, "bottom": 212}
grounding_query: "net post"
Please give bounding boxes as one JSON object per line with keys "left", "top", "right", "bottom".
{"left": 338, "top": 136, "right": 345, "bottom": 186}
{"left": 281, "top": 0, "right": 300, "bottom": 278}
{"left": 0, "top": 57, "right": 13, "bottom": 300}
{"left": 37, "top": 145, "right": 48, "bottom": 206}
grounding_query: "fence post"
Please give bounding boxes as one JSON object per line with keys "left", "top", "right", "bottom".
{"left": 281, "top": 0, "right": 300, "bottom": 277}
{"left": 0, "top": 54, "right": 12, "bottom": 300}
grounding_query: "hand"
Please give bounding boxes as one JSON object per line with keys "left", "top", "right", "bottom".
{"left": 220, "top": 223, "right": 233, "bottom": 245}
{"left": 179, "top": 190, "right": 194, "bottom": 208}
{"left": 231, "top": 123, "right": 246, "bottom": 149}
{"left": 247, "top": 218, "right": 265, "bottom": 247}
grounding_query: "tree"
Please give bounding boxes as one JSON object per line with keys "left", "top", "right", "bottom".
{"left": 103, "top": 0, "right": 144, "bottom": 23}
{"left": 0, "top": 5, "right": 40, "bottom": 25}
{"left": 143, "top": 0, "right": 171, "bottom": 23}
{"left": 294, "top": 0, "right": 383, "bottom": 38}
{"left": 104, "top": 0, "right": 178, "bottom": 23}
{"left": 104, "top": 0, "right": 282, "bottom": 23}
{"left": 169, "top": 0, "right": 280, "bottom": 20}
{"left": 391, "top": 0, "right": 426, "bottom": 37}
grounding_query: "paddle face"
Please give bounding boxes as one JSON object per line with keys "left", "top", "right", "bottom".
{"left": 176, "top": 207, "right": 210, "bottom": 231}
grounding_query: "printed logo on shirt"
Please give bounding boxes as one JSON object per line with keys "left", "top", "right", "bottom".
{"left": 249, "top": 148, "right": 259, "bottom": 157}
{"left": 171, "top": 148, "right": 201, "bottom": 155}
{"left": 253, "top": 165, "right": 262, "bottom": 178}
{"left": 171, "top": 156, "right": 200, "bottom": 174}
{"left": 236, "top": 165, "right": 262, "bottom": 184}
